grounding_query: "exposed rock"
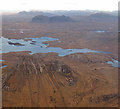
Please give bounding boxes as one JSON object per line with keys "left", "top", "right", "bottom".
{"left": 89, "top": 94, "right": 118, "bottom": 104}
{"left": 3, "top": 55, "right": 78, "bottom": 89}
{"left": 8, "top": 41, "right": 25, "bottom": 46}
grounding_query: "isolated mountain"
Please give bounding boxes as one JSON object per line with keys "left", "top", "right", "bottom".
{"left": 88, "top": 13, "right": 116, "bottom": 18}
{"left": 32, "top": 15, "right": 73, "bottom": 23}
{"left": 83, "top": 12, "right": 117, "bottom": 22}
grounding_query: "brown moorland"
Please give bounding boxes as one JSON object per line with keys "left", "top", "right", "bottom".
{"left": 2, "top": 12, "right": 118, "bottom": 107}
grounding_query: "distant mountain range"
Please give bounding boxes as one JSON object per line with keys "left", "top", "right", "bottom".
{"left": 18, "top": 11, "right": 117, "bottom": 23}
{"left": 18, "top": 10, "right": 118, "bottom": 17}
{"left": 32, "top": 15, "right": 73, "bottom": 23}
{"left": 18, "top": 11, "right": 55, "bottom": 17}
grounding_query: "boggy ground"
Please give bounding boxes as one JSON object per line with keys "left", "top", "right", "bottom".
{"left": 2, "top": 14, "right": 118, "bottom": 107}
{"left": 2, "top": 14, "right": 118, "bottom": 55}
{"left": 2, "top": 52, "right": 118, "bottom": 107}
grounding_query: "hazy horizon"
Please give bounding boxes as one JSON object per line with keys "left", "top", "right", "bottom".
{"left": 0, "top": 0, "right": 119, "bottom": 13}
{"left": 0, "top": 9, "right": 118, "bottom": 15}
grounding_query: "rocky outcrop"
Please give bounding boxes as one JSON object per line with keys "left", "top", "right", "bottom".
{"left": 89, "top": 94, "right": 118, "bottom": 104}
{"left": 2, "top": 54, "right": 118, "bottom": 107}
{"left": 8, "top": 41, "right": 25, "bottom": 46}
{"left": 2, "top": 54, "right": 78, "bottom": 107}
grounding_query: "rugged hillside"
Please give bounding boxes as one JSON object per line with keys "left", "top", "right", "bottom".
{"left": 2, "top": 54, "right": 78, "bottom": 107}
{"left": 2, "top": 53, "right": 118, "bottom": 107}
{"left": 32, "top": 15, "right": 73, "bottom": 23}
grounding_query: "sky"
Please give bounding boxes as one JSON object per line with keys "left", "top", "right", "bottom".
{"left": 0, "top": 0, "right": 119, "bottom": 12}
